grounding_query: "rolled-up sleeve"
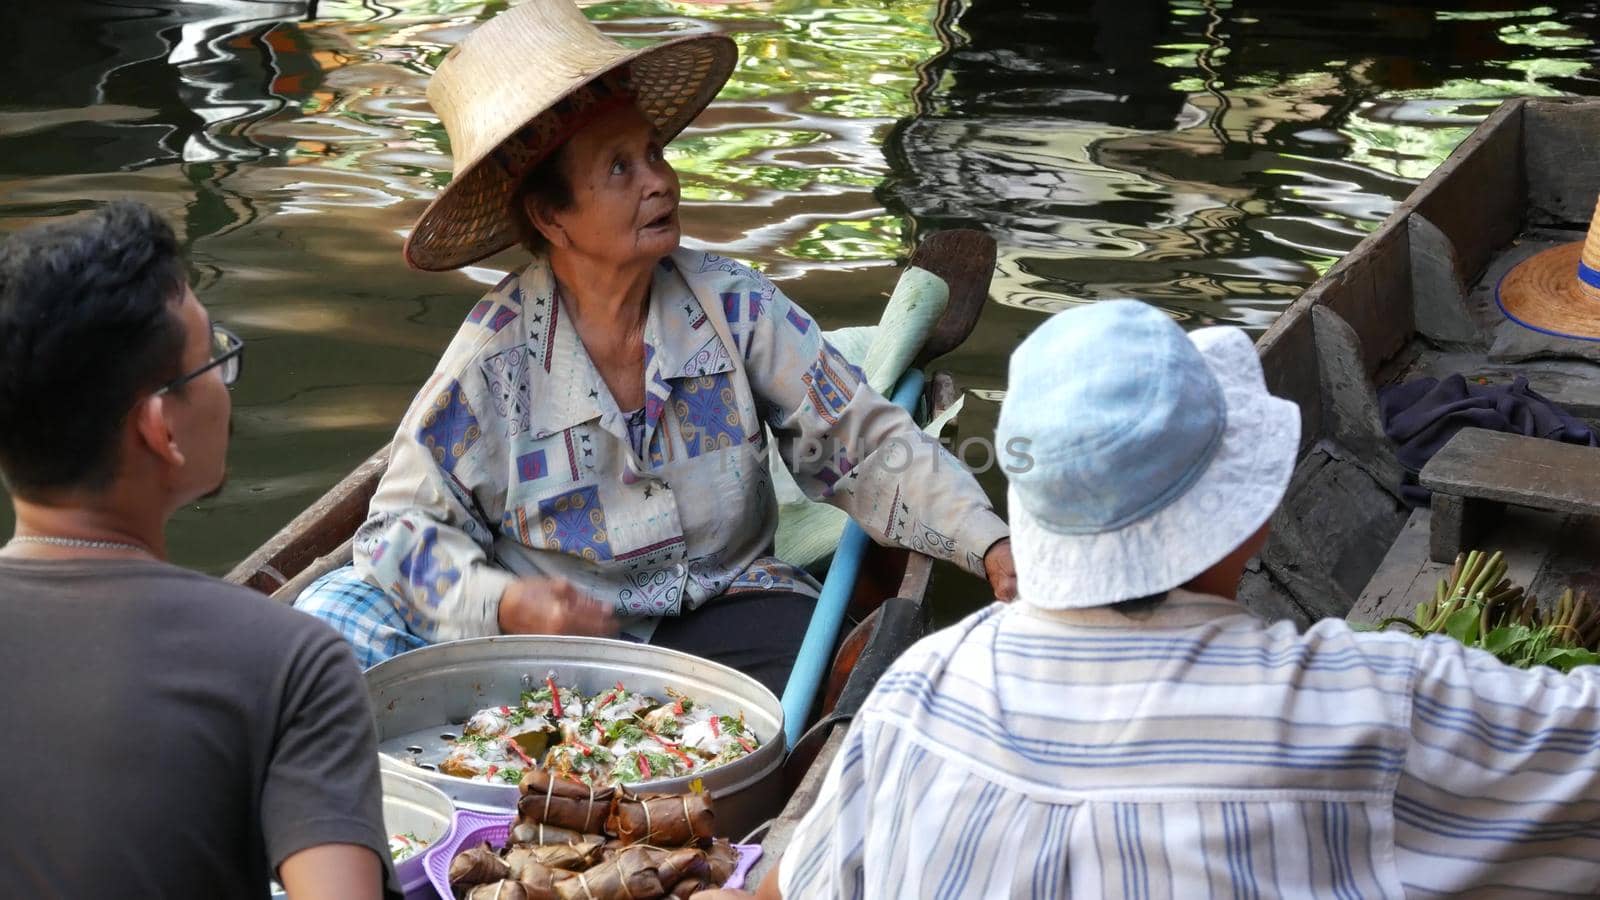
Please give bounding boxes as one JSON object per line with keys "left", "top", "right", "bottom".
{"left": 742, "top": 280, "right": 1008, "bottom": 577}
{"left": 354, "top": 360, "right": 516, "bottom": 642}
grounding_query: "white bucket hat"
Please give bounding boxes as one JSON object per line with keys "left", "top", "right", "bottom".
{"left": 403, "top": 0, "right": 736, "bottom": 271}
{"left": 996, "top": 300, "right": 1301, "bottom": 609}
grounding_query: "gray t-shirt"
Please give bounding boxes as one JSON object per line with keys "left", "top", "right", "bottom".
{"left": 0, "top": 557, "right": 401, "bottom": 899}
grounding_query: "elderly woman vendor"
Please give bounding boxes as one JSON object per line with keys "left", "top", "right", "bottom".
{"left": 299, "top": 0, "right": 1013, "bottom": 692}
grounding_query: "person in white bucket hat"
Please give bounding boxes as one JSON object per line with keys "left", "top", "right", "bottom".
{"left": 295, "top": 0, "right": 1014, "bottom": 695}
{"left": 702, "top": 300, "right": 1600, "bottom": 900}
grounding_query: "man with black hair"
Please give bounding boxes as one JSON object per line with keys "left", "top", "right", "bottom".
{"left": 0, "top": 201, "right": 400, "bottom": 900}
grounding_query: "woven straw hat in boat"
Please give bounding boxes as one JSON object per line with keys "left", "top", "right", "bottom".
{"left": 1496, "top": 196, "right": 1600, "bottom": 341}
{"left": 403, "top": 0, "right": 737, "bottom": 272}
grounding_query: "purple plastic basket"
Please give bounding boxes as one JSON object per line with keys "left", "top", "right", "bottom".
{"left": 423, "top": 810, "right": 762, "bottom": 899}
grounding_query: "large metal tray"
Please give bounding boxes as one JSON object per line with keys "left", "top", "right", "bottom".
{"left": 367, "top": 636, "right": 785, "bottom": 838}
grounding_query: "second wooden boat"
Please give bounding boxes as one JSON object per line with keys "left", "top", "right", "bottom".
{"left": 1226, "top": 96, "right": 1600, "bottom": 629}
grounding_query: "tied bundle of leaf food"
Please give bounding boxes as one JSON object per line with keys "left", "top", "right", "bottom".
{"left": 1379, "top": 550, "right": 1600, "bottom": 672}
{"left": 448, "top": 772, "right": 739, "bottom": 900}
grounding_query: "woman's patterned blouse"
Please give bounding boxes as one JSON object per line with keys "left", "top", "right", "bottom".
{"left": 355, "top": 249, "right": 1008, "bottom": 641}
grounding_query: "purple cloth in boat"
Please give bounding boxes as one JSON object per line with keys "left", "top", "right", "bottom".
{"left": 1378, "top": 373, "right": 1597, "bottom": 506}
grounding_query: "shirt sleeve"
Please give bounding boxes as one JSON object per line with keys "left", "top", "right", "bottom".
{"left": 354, "top": 349, "right": 517, "bottom": 642}
{"left": 1393, "top": 634, "right": 1600, "bottom": 895}
{"left": 778, "top": 719, "right": 874, "bottom": 900}
{"left": 741, "top": 277, "right": 1009, "bottom": 577}
{"left": 262, "top": 621, "right": 402, "bottom": 899}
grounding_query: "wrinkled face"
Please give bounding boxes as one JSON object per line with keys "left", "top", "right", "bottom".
{"left": 534, "top": 104, "right": 681, "bottom": 267}
{"left": 163, "top": 285, "right": 231, "bottom": 502}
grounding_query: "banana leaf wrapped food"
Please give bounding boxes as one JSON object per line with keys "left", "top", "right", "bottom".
{"left": 465, "top": 880, "right": 540, "bottom": 900}
{"left": 666, "top": 840, "right": 736, "bottom": 898}
{"left": 509, "top": 821, "right": 599, "bottom": 847}
{"left": 551, "top": 846, "right": 708, "bottom": 900}
{"left": 518, "top": 767, "right": 614, "bottom": 834}
{"left": 703, "top": 839, "right": 738, "bottom": 884}
{"left": 606, "top": 790, "right": 715, "bottom": 846}
{"left": 451, "top": 843, "right": 512, "bottom": 888}
{"left": 504, "top": 836, "right": 606, "bottom": 872}
{"left": 510, "top": 860, "right": 578, "bottom": 900}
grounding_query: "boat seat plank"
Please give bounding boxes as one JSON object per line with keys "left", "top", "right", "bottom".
{"left": 1420, "top": 428, "right": 1600, "bottom": 561}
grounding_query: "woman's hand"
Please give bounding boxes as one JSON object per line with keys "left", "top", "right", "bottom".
{"left": 984, "top": 539, "right": 1017, "bottom": 602}
{"left": 497, "top": 576, "right": 618, "bottom": 636}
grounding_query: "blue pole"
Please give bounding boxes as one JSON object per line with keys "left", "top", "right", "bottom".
{"left": 780, "top": 368, "right": 926, "bottom": 748}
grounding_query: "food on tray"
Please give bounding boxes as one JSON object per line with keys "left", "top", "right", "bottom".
{"left": 447, "top": 772, "right": 741, "bottom": 900}
{"left": 607, "top": 791, "right": 715, "bottom": 847}
{"left": 515, "top": 767, "right": 613, "bottom": 834}
{"left": 389, "top": 831, "right": 430, "bottom": 863}
{"left": 437, "top": 678, "right": 758, "bottom": 788}
{"left": 450, "top": 844, "right": 511, "bottom": 887}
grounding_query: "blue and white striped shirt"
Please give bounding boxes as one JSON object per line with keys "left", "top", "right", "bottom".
{"left": 779, "top": 590, "right": 1600, "bottom": 898}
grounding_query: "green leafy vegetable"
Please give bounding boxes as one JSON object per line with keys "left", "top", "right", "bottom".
{"left": 1375, "top": 549, "right": 1598, "bottom": 673}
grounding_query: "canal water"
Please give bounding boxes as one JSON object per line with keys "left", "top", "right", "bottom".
{"left": 2, "top": 0, "right": 1598, "bottom": 616}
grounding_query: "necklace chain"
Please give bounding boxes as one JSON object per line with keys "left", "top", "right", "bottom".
{"left": 7, "top": 535, "right": 149, "bottom": 554}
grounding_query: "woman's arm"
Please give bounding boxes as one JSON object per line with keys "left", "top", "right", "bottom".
{"left": 355, "top": 370, "right": 519, "bottom": 642}
{"left": 737, "top": 274, "right": 1010, "bottom": 585}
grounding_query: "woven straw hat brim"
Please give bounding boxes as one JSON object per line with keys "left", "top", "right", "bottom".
{"left": 405, "top": 33, "right": 736, "bottom": 272}
{"left": 1496, "top": 242, "right": 1600, "bottom": 342}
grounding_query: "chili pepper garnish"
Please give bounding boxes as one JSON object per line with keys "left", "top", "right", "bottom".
{"left": 499, "top": 705, "right": 510, "bottom": 715}
{"left": 637, "top": 752, "right": 652, "bottom": 780}
{"left": 736, "top": 736, "right": 754, "bottom": 753}
{"left": 572, "top": 737, "right": 594, "bottom": 757}
{"left": 646, "top": 730, "right": 696, "bottom": 768}
{"left": 505, "top": 738, "right": 535, "bottom": 767}
{"left": 595, "top": 690, "right": 618, "bottom": 711}
{"left": 546, "top": 676, "right": 563, "bottom": 717}
{"left": 673, "top": 699, "right": 684, "bottom": 715}
{"left": 710, "top": 715, "right": 721, "bottom": 738}
{"left": 487, "top": 764, "right": 499, "bottom": 777}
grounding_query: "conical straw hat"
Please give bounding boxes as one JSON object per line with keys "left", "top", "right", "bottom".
{"left": 1496, "top": 195, "right": 1600, "bottom": 341}
{"left": 403, "top": 0, "right": 736, "bottom": 271}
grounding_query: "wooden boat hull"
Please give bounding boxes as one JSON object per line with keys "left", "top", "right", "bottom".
{"left": 1233, "top": 97, "right": 1600, "bottom": 629}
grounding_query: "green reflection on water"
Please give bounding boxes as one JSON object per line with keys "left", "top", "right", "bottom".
{"left": 1436, "top": 6, "right": 1556, "bottom": 20}
{"left": 288, "top": 0, "right": 941, "bottom": 259}
{"left": 1498, "top": 19, "right": 1592, "bottom": 48}
{"left": 787, "top": 214, "right": 906, "bottom": 262}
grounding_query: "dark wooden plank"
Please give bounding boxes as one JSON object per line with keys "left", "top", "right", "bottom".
{"left": 1255, "top": 303, "right": 1324, "bottom": 453}
{"left": 1523, "top": 98, "right": 1600, "bottom": 227}
{"left": 1428, "top": 493, "right": 1501, "bottom": 564}
{"left": 1420, "top": 428, "right": 1600, "bottom": 517}
{"left": 1303, "top": 221, "right": 1413, "bottom": 376}
{"left": 269, "top": 537, "right": 354, "bottom": 604}
{"left": 224, "top": 446, "right": 389, "bottom": 595}
{"left": 1411, "top": 98, "right": 1525, "bottom": 284}
{"left": 1408, "top": 213, "right": 1480, "bottom": 346}
{"left": 1311, "top": 305, "right": 1405, "bottom": 496}
{"left": 1350, "top": 509, "right": 1439, "bottom": 623}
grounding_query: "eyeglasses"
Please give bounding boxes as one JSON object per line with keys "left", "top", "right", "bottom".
{"left": 155, "top": 324, "right": 244, "bottom": 395}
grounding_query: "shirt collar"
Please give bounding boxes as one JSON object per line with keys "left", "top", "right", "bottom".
{"left": 1011, "top": 588, "right": 1253, "bottom": 630}
{"left": 516, "top": 260, "right": 606, "bottom": 438}
{"left": 514, "top": 256, "right": 738, "bottom": 441}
